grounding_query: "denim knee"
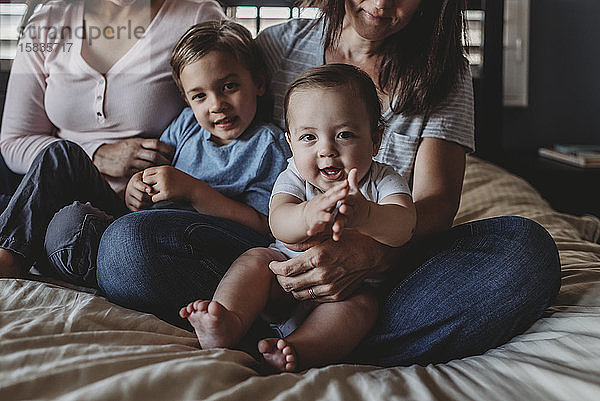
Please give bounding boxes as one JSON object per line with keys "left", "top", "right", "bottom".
{"left": 97, "top": 210, "right": 271, "bottom": 328}
{"left": 43, "top": 201, "right": 115, "bottom": 287}
{"left": 96, "top": 212, "right": 160, "bottom": 291}
{"left": 496, "top": 216, "right": 561, "bottom": 311}
{"left": 353, "top": 215, "right": 562, "bottom": 367}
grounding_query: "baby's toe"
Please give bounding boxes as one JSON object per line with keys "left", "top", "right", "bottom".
{"left": 258, "top": 338, "right": 277, "bottom": 354}
{"left": 282, "top": 345, "right": 293, "bottom": 356}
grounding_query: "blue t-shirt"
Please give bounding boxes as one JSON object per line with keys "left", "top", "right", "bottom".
{"left": 159, "top": 108, "right": 290, "bottom": 215}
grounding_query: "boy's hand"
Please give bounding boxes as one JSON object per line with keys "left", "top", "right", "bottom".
{"left": 302, "top": 181, "right": 348, "bottom": 237}
{"left": 142, "top": 166, "right": 197, "bottom": 203}
{"left": 125, "top": 171, "right": 153, "bottom": 211}
{"left": 332, "top": 168, "right": 370, "bottom": 241}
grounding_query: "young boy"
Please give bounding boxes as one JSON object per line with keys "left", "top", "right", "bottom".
{"left": 0, "top": 20, "right": 289, "bottom": 283}
{"left": 180, "top": 64, "right": 417, "bottom": 373}
{"left": 123, "top": 20, "right": 289, "bottom": 235}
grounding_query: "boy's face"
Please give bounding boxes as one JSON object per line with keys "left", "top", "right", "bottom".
{"left": 286, "top": 86, "right": 381, "bottom": 192}
{"left": 180, "top": 50, "right": 265, "bottom": 146}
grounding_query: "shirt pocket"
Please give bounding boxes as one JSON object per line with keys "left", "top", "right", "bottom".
{"left": 374, "top": 132, "right": 421, "bottom": 181}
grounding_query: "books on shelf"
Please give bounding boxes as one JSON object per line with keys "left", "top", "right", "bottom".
{"left": 538, "top": 144, "right": 600, "bottom": 168}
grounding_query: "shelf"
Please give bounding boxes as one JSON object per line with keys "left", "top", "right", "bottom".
{"left": 500, "top": 150, "right": 600, "bottom": 217}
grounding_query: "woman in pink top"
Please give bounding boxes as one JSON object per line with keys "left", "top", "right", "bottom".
{"left": 0, "top": 0, "right": 224, "bottom": 195}
{"left": 0, "top": 0, "right": 224, "bottom": 278}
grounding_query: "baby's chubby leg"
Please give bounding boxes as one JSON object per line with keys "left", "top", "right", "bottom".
{"left": 259, "top": 289, "right": 378, "bottom": 373}
{"left": 180, "top": 247, "right": 286, "bottom": 349}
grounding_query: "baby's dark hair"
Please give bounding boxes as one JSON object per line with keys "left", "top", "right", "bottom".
{"left": 284, "top": 64, "right": 382, "bottom": 140}
{"left": 170, "top": 20, "right": 271, "bottom": 122}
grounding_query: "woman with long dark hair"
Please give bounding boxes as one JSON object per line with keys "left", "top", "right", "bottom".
{"left": 98, "top": 0, "right": 561, "bottom": 367}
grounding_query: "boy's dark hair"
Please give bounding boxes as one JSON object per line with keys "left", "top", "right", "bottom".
{"left": 170, "top": 20, "right": 271, "bottom": 122}
{"left": 305, "top": 0, "right": 469, "bottom": 118}
{"left": 284, "top": 64, "right": 382, "bottom": 141}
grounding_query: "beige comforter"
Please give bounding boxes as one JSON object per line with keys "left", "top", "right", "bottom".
{"left": 1, "top": 156, "right": 600, "bottom": 401}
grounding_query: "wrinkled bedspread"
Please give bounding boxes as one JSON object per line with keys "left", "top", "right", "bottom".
{"left": 1, "top": 156, "right": 599, "bottom": 401}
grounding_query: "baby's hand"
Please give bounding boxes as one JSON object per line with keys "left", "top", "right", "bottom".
{"left": 332, "top": 169, "right": 370, "bottom": 241}
{"left": 302, "top": 180, "right": 348, "bottom": 237}
{"left": 125, "top": 171, "right": 153, "bottom": 211}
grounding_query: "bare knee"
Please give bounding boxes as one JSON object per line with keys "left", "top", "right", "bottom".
{"left": 227, "top": 248, "right": 282, "bottom": 280}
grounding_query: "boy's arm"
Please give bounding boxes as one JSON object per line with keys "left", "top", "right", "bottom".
{"left": 143, "top": 166, "right": 268, "bottom": 235}
{"left": 189, "top": 182, "right": 268, "bottom": 235}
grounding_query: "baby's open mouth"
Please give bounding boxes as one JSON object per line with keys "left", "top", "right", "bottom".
{"left": 319, "top": 167, "right": 344, "bottom": 180}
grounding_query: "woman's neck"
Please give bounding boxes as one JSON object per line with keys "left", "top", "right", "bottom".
{"left": 325, "top": 17, "right": 390, "bottom": 110}
{"left": 329, "top": 17, "right": 383, "bottom": 62}
{"left": 81, "top": 0, "right": 166, "bottom": 75}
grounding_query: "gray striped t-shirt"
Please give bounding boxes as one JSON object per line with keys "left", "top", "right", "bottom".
{"left": 256, "top": 18, "right": 475, "bottom": 185}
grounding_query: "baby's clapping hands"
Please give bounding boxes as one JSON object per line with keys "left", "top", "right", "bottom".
{"left": 331, "top": 168, "right": 371, "bottom": 241}
{"left": 302, "top": 168, "right": 370, "bottom": 241}
{"left": 301, "top": 180, "right": 348, "bottom": 238}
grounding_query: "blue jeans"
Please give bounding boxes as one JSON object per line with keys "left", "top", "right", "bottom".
{"left": 0, "top": 141, "right": 128, "bottom": 286}
{"left": 0, "top": 150, "right": 22, "bottom": 196}
{"left": 0, "top": 150, "right": 23, "bottom": 213}
{"left": 97, "top": 212, "right": 561, "bottom": 366}
{"left": 350, "top": 216, "right": 561, "bottom": 366}
{"left": 97, "top": 211, "right": 271, "bottom": 324}
{"left": 97, "top": 210, "right": 275, "bottom": 354}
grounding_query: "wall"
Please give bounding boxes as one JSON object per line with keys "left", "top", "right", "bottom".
{"left": 502, "top": 0, "right": 600, "bottom": 150}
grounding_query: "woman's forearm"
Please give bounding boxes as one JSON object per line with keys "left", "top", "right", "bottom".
{"left": 413, "top": 195, "right": 459, "bottom": 239}
{"left": 0, "top": 136, "right": 59, "bottom": 175}
{"left": 410, "top": 138, "right": 466, "bottom": 239}
{"left": 357, "top": 202, "right": 417, "bottom": 247}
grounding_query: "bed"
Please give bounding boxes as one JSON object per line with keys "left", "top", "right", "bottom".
{"left": 1, "top": 155, "right": 599, "bottom": 400}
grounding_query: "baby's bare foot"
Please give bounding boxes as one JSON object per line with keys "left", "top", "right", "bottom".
{"left": 180, "top": 300, "right": 242, "bottom": 349}
{"left": 258, "top": 337, "right": 297, "bottom": 373}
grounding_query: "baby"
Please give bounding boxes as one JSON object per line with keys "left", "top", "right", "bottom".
{"left": 180, "top": 64, "right": 417, "bottom": 373}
